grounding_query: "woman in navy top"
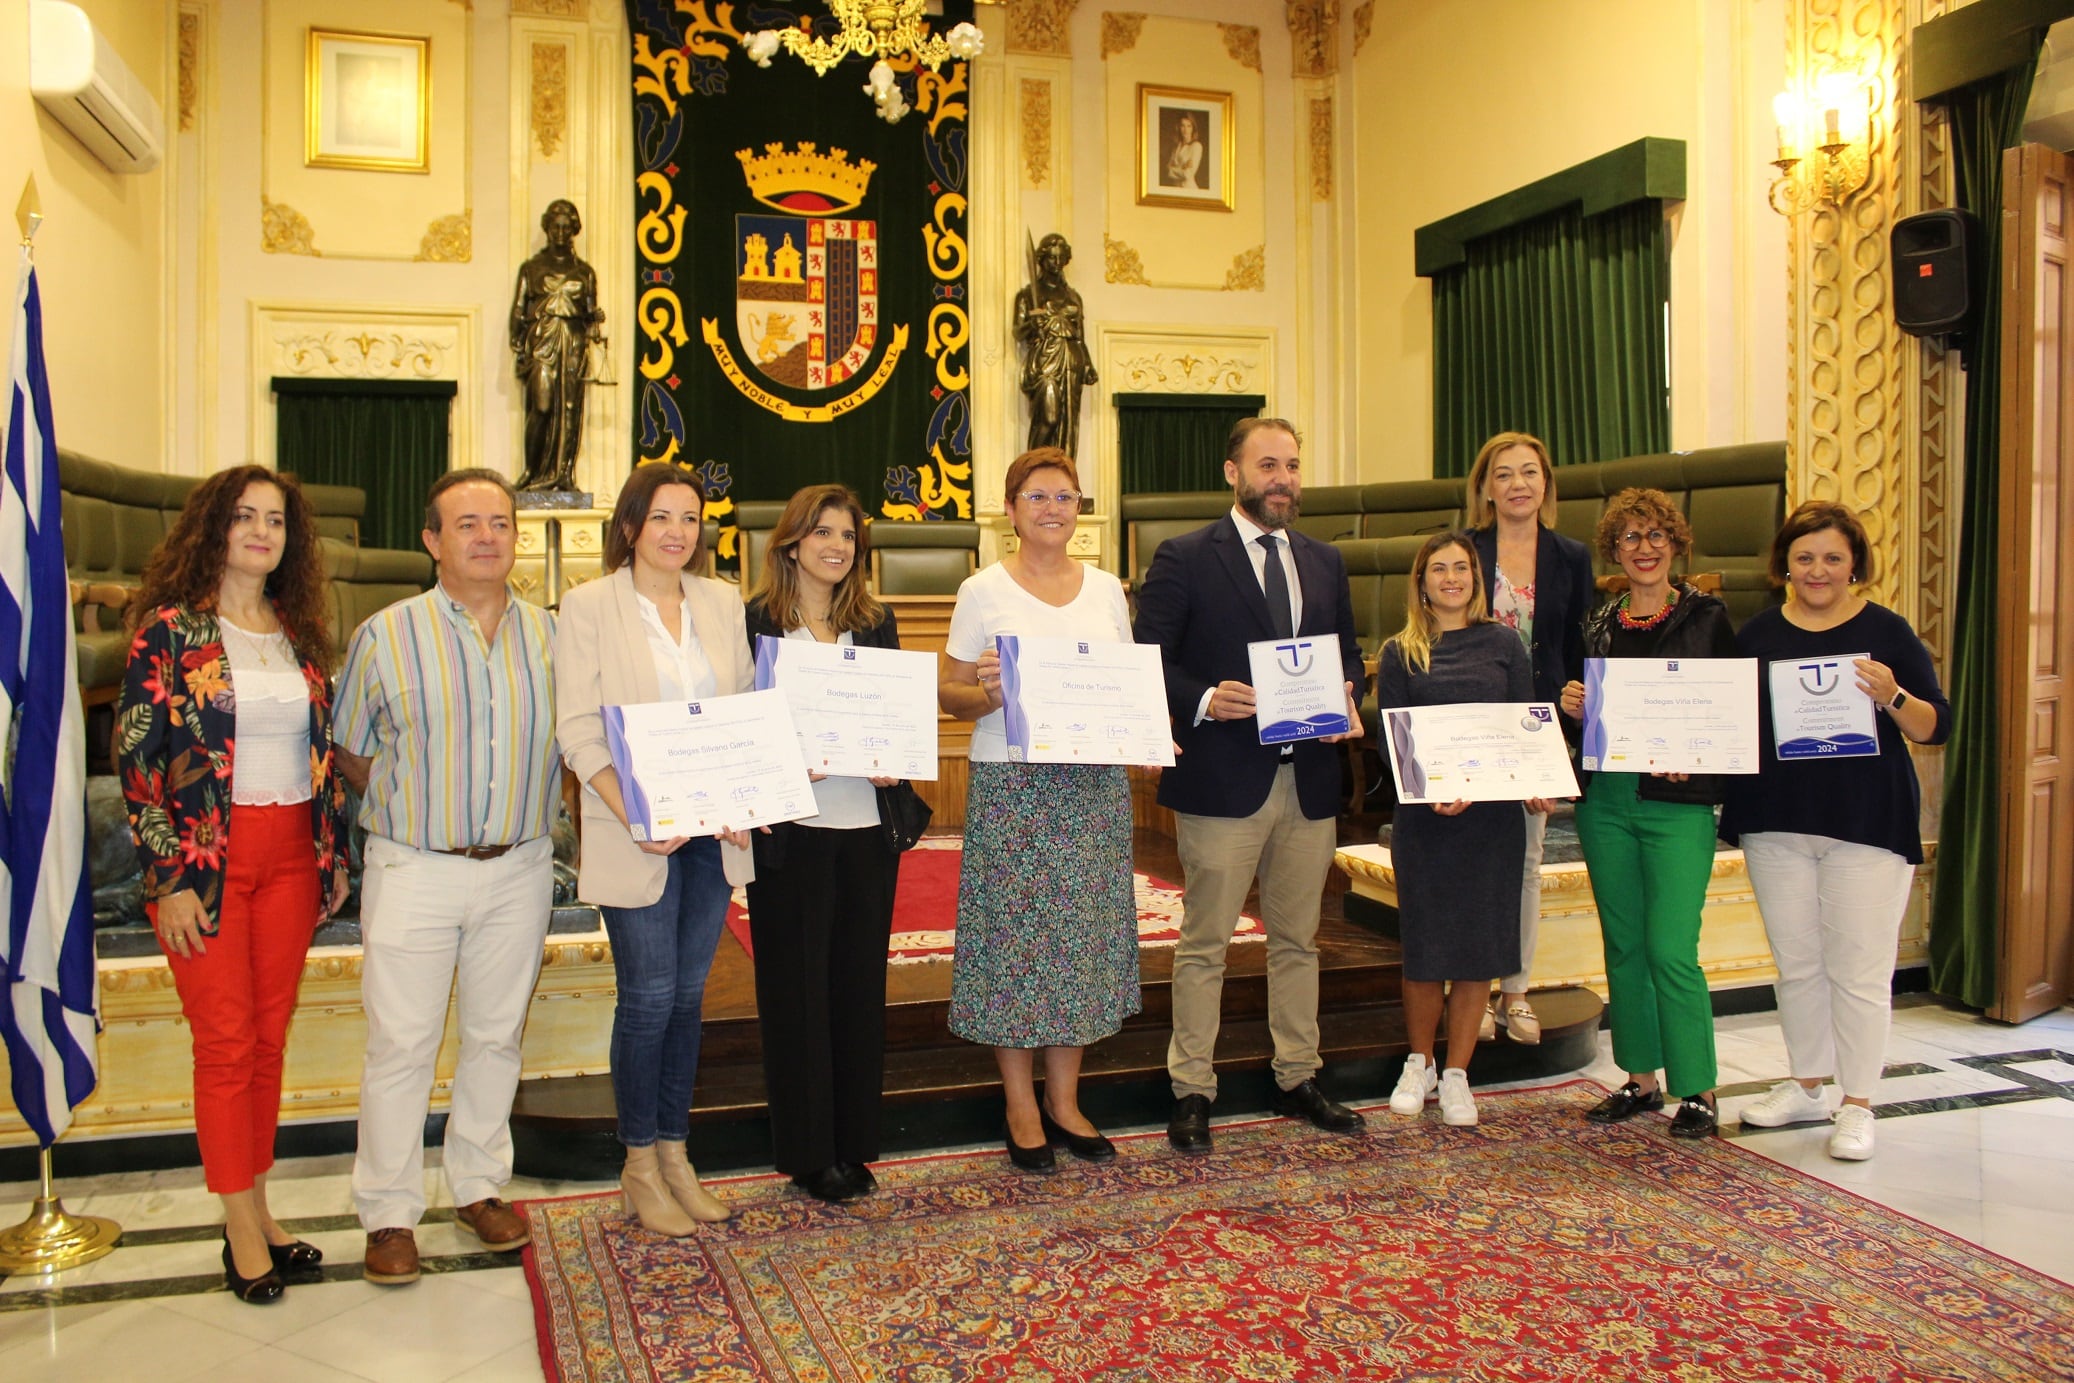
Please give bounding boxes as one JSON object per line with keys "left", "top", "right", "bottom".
{"left": 1466, "top": 432, "right": 1595, "bottom": 1045}
{"left": 1719, "top": 502, "right": 1950, "bottom": 1162}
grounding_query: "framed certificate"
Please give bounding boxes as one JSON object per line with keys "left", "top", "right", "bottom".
{"left": 601, "top": 689, "right": 817, "bottom": 840}
{"left": 997, "top": 634, "right": 1175, "bottom": 767}
{"left": 1581, "top": 657, "right": 1760, "bottom": 775}
{"left": 753, "top": 635, "right": 940, "bottom": 779}
{"left": 1768, "top": 653, "right": 1879, "bottom": 759}
{"left": 1247, "top": 637, "right": 1352, "bottom": 745}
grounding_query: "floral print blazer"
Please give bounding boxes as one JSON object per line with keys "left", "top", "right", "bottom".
{"left": 116, "top": 604, "right": 349, "bottom": 932}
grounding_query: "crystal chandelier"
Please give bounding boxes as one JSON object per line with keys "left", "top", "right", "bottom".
{"left": 743, "top": 1, "right": 985, "bottom": 124}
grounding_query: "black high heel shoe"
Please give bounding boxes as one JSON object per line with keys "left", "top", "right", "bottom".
{"left": 1040, "top": 1109, "right": 1116, "bottom": 1163}
{"left": 266, "top": 1238, "right": 324, "bottom": 1277}
{"left": 222, "top": 1237, "right": 286, "bottom": 1304}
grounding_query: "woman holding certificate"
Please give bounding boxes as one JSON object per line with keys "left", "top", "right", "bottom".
{"left": 1558, "top": 488, "right": 1737, "bottom": 1138}
{"left": 1720, "top": 503, "right": 1948, "bottom": 1161}
{"left": 1466, "top": 432, "right": 1596, "bottom": 1045}
{"left": 1378, "top": 533, "right": 1541, "bottom": 1128}
{"left": 939, "top": 447, "right": 1139, "bottom": 1173}
{"left": 556, "top": 461, "right": 749, "bottom": 1235}
{"left": 744, "top": 484, "right": 927, "bottom": 1203}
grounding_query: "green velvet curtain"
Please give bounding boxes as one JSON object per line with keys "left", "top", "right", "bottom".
{"left": 1116, "top": 393, "right": 1266, "bottom": 494}
{"left": 1927, "top": 50, "right": 2043, "bottom": 1009}
{"left": 273, "top": 379, "right": 455, "bottom": 553}
{"left": 1431, "top": 199, "right": 1670, "bottom": 478}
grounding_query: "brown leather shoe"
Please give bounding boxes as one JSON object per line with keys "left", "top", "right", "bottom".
{"left": 363, "top": 1227, "right": 420, "bottom": 1285}
{"left": 455, "top": 1197, "right": 530, "bottom": 1250}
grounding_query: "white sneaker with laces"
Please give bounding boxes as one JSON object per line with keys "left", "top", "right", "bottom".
{"left": 1438, "top": 1068, "right": 1478, "bottom": 1127}
{"left": 1739, "top": 1080, "right": 1831, "bottom": 1128}
{"left": 1828, "top": 1104, "right": 1876, "bottom": 1160}
{"left": 1389, "top": 1054, "right": 1437, "bottom": 1115}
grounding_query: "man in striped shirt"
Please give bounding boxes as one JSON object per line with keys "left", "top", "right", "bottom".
{"left": 334, "top": 468, "right": 561, "bottom": 1286}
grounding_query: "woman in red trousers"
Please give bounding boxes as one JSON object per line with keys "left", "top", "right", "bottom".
{"left": 118, "top": 465, "right": 349, "bottom": 1304}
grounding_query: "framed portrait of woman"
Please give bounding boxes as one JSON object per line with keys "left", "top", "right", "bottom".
{"left": 1137, "top": 85, "right": 1235, "bottom": 212}
{"left": 305, "top": 29, "right": 431, "bottom": 173}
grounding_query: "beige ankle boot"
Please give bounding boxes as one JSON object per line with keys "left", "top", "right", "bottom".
{"left": 655, "top": 1139, "right": 731, "bottom": 1222}
{"left": 620, "top": 1144, "right": 696, "bottom": 1236}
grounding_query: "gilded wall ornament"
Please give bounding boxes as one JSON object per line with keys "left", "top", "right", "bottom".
{"left": 1286, "top": 0, "right": 1339, "bottom": 78}
{"left": 177, "top": 11, "right": 198, "bottom": 132}
{"left": 1352, "top": 0, "right": 1373, "bottom": 57}
{"left": 1007, "top": 0, "right": 1077, "bottom": 55}
{"left": 1101, "top": 13, "right": 1146, "bottom": 59}
{"left": 275, "top": 328, "right": 447, "bottom": 379}
{"left": 1223, "top": 245, "right": 1265, "bottom": 292}
{"left": 1021, "top": 78, "right": 1053, "bottom": 188}
{"left": 415, "top": 212, "right": 474, "bottom": 263}
{"left": 1103, "top": 234, "right": 1150, "bottom": 285}
{"left": 1115, "top": 350, "right": 1255, "bottom": 393}
{"left": 532, "top": 43, "right": 568, "bottom": 160}
{"left": 510, "top": 0, "right": 584, "bottom": 15}
{"left": 1220, "top": 24, "right": 1262, "bottom": 72}
{"left": 1309, "top": 97, "right": 1333, "bottom": 202}
{"left": 260, "top": 197, "right": 320, "bottom": 256}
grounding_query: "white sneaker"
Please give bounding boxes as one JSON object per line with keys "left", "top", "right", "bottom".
{"left": 1438, "top": 1068, "right": 1478, "bottom": 1127}
{"left": 1389, "top": 1054, "right": 1437, "bottom": 1115}
{"left": 1739, "top": 1080, "right": 1831, "bottom": 1128}
{"left": 1828, "top": 1104, "right": 1876, "bottom": 1160}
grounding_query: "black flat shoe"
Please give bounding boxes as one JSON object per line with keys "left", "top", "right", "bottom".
{"left": 790, "top": 1165, "right": 861, "bottom": 1202}
{"left": 1271, "top": 1078, "right": 1366, "bottom": 1132}
{"left": 1668, "top": 1096, "right": 1718, "bottom": 1140}
{"left": 834, "top": 1161, "right": 877, "bottom": 1196}
{"left": 1168, "top": 1094, "right": 1212, "bottom": 1156}
{"left": 1040, "top": 1110, "right": 1116, "bottom": 1163}
{"left": 266, "top": 1238, "right": 324, "bottom": 1277}
{"left": 222, "top": 1240, "right": 286, "bottom": 1304}
{"left": 1585, "top": 1081, "right": 1665, "bottom": 1124}
{"left": 1005, "top": 1127, "right": 1056, "bottom": 1173}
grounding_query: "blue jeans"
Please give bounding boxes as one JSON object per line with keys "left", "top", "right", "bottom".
{"left": 598, "top": 839, "right": 730, "bottom": 1146}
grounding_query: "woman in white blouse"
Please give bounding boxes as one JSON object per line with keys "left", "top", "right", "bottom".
{"left": 555, "top": 462, "right": 751, "bottom": 1236}
{"left": 118, "top": 466, "right": 350, "bottom": 1304}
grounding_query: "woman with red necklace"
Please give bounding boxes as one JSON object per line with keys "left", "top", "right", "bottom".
{"left": 1558, "top": 487, "right": 1737, "bottom": 1139}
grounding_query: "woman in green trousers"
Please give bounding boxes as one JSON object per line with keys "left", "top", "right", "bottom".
{"left": 1559, "top": 488, "right": 1737, "bottom": 1138}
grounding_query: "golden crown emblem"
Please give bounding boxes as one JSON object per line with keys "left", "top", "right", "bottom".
{"left": 735, "top": 142, "right": 878, "bottom": 216}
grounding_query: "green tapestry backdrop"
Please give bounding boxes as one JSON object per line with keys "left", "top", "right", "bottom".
{"left": 626, "top": 1, "right": 974, "bottom": 567}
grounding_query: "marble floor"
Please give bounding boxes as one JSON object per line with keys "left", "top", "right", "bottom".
{"left": 1, "top": 992, "right": 2069, "bottom": 1382}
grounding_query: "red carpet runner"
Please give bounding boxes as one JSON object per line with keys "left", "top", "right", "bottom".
{"left": 517, "top": 1080, "right": 2073, "bottom": 1381}
{"left": 723, "top": 836, "right": 1263, "bottom": 963}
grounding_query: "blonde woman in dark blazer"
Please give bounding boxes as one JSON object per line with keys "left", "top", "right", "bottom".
{"left": 555, "top": 462, "right": 754, "bottom": 1235}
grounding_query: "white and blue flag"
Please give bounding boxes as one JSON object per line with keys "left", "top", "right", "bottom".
{"left": 1, "top": 245, "right": 100, "bottom": 1147}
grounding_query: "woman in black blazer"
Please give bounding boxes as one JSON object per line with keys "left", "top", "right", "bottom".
{"left": 1465, "top": 432, "right": 1594, "bottom": 1045}
{"left": 743, "top": 484, "right": 927, "bottom": 1202}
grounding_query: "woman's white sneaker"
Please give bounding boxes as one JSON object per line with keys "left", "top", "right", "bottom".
{"left": 1739, "top": 1080, "right": 1830, "bottom": 1128}
{"left": 1389, "top": 1054, "right": 1438, "bottom": 1115}
{"left": 1828, "top": 1104, "right": 1876, "bottom": 1160}
{"left": 1438, "top": 1068, "right": 1479, "bottom": 1127}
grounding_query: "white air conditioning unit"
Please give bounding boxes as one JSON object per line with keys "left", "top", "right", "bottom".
{"left": 28, "top": 0, "right": 165, "bottom": 174}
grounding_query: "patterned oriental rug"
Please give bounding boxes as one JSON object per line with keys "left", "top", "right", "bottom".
{"left": 516, "top": 1081, "right": 2073, "bottom": 1382}
{"left": 722, "top": 836, "right": 1264, "bottom": 964}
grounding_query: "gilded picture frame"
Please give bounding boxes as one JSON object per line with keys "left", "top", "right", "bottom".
{"left": 305, "top": 29, "right": 431, "bottom": 173}
{"left": 1136, "top": 85, "right": 1234, "bottom": 212}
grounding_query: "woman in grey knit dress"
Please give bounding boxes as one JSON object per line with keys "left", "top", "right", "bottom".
{"left": 1377, "top": 533, "right": 1553, "bottom": 1127}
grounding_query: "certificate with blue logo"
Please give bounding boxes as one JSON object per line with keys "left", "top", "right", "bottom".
{"left": 1383, "top": 703, "right": 1580, "bottom": 804}
{"left": 1768, "top": 652, "right": 1879, "bottom": 760}
{"left": 996, "top": 634, "right": 1174, "bottom": 767}
{"left": 601, "top": 689, "right": 818, "bottom": 841}
{"left": 753, "top": 635, "right": 940, "bottom": 779}
{"left": 1581, "top": 657, "right": 1760, "bottom": 774}
{"left": 1247, "top": 637, "right": 1353, "bottom": 745}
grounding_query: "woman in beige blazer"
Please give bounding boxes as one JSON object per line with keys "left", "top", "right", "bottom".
{"left": 555, "top": 461, "right": 753, "bottom": 1236}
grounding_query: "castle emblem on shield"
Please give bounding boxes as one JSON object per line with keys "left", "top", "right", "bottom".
{"left": 703, "top": 143, "right": 908, "bottom": 421}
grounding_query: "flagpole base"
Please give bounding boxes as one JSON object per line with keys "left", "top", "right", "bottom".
{"left": 0, "top": 1196, "right": 121, "bottom": 1275}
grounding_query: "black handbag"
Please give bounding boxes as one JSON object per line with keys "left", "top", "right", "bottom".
{"left": 876, "top": 781, "right": 932, "bottom": 853}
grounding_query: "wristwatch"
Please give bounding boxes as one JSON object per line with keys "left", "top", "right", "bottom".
{"left": 1887, "top": 689, "right": 1909, "bottom": 712}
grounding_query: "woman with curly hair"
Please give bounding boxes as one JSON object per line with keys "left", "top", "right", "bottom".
{"left": 118, "top": 465, "right": 349, "bottom": 1304}
{"left": 1558, "top": 487, "right": 1737, "bottom": 1139}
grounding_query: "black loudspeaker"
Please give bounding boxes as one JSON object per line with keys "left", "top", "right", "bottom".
{"left": 1891, "top": 209, "right": 1980, "bottom": 337}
